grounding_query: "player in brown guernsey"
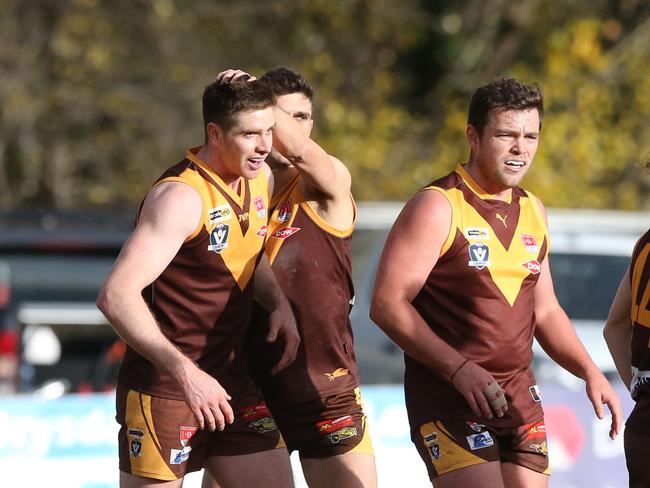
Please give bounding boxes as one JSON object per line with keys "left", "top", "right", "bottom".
{"left": 371, "top": 78, "right": 621, "bottom": 487}
{"left": 204, "top": 68, "right": 377, "bottom": 488}
{"left": 97, "top": 79, "right": 300, "bottom": 487}
{"left": 604, "top": 164, "right": 650, "bottom": 487}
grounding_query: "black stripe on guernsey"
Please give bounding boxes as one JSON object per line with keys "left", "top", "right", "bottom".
{"left": 190, "top": 162, "right": 251, "bottom": 236}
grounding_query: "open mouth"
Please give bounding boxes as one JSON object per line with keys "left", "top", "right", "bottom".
{"left": 247, "top": 158, "right": 265, "bottom": 169}
{"left": 504, "top": 160, "right": 525, "bottom": 168}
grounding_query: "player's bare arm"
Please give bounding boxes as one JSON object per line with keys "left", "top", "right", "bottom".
{"left": 97, "top": 182, "right": 234, "bottom": 431}
{"left": 253, "top": 254, "right": 300, "bottom": 375}
{"left": 532, "top": 201, "right": 621, "bottom": 439}
{"left": 271, "top": 105, "right": 351, "bottom": 199}
{"left": 603, "top": 269, "right": 633, "bottom": 387}
{"left": 370, "top": 189, "right": 507, "bottom": 419}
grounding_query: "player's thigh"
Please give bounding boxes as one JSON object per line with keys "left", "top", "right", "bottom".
{"left": 625, "top": 427, "right": 650, "bottom": 488}
{"left": 435, "top": 461, "right": 505, "bottom": 488}
{"left": 301, "top": 452, "right": 376, "bottom": 488}
{"left": 500, "top": 462, "right": 548, "bottom": 488}
{"left": 498, "top": 419, "right": 550, "bottom": 483}
{"left": 274, "top": 388, "right": 373, "bottom": 458}
{"left": 203, "top": 448, "right": 294, "bottom": 488}
{"left": 120, "top": 471, "right": 184, "bottom": 488}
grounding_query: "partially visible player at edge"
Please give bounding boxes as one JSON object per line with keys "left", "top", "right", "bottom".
{"left": 370, "top": 77, "right": 621, "bottom": 488}
{"left": 604, "top": 158, "right": 650, "bottom": 488}
{"left": 97, "top": 78, "right": 299, "bottom": 488}
{"left": 204, "top": 68, "right": 377, "bottom": 488}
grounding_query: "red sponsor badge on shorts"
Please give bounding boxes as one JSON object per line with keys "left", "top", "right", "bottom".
{"left": 257, "top": 225, "right": 268, "bottom": 237}
{"left": 316, "top": 415, "right": 354, "bottom": 433}
{"left": 179, "top": 426, "right": 197, "bottom": 447}
{"left": 240, "top": 403, "right": 272, "bottom": 421}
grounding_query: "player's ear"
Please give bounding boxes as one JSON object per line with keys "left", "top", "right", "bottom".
{"left": 207, "top": 122, "right": 224, "bottom": 146}
{"left": 466, "top": 125, "right": 479, "bottom": 148}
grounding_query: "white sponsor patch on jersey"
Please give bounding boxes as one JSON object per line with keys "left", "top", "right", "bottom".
{"left": 465, "top": 227, "right": 490, "bottom": 240}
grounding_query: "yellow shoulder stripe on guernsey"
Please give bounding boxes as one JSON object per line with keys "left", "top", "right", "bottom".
{"left": 632, "top": 243, "right": 650, "bottom": 329}
{"left": 418, "top": 186, "right": 457, "bottom": 258}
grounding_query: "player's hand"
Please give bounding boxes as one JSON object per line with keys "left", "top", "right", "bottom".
{"left": 177, "top": 361, "right": 234, "bottom": 431}
{"left": 266, "top": 297, "right": 300, "bottom": 374}
{"left": 215, "top": 69, "right": 256, "bottom": 84}
{"left": 450, "top": 359, "right": 508, "bottom": 419}
{"left": 585, "top": 368, "right": 622, "bottom": 439}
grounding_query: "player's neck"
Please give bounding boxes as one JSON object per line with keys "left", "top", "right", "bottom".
{"left": 196, "top": 144, "right": 242, "bottom": 192}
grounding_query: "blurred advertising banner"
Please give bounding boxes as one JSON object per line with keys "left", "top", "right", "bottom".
{"left": 0, "top": 383, "right": 634, "bottom": 488}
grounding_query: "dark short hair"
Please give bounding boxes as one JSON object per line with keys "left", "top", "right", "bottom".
{"left": 468, "top": 78, "right": 544, "bottom": 135}
{"left": 260, "top": 67, "right": 314, "bottom": 101}
{"left": 202, "top": 79, "right": 275, "bottom": 139}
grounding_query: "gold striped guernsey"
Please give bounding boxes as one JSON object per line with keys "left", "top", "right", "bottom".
{"left": 117, "top": 147, "right": 270, "bottom": 400}
{"left": 406, "top": 164, "right": 549, "bottom": 429}
{"left": 629, "top": 230, "right": 650, "bottom": 403}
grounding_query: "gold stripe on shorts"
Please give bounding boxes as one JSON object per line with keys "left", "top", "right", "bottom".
{"left": 126, "top": 390, "right": 177, "bottom": 480}
{"left": 420, "top": 421, "right": 487, "bottom": 476}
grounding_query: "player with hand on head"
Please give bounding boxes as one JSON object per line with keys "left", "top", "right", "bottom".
{"left": 205, "top": 67, "right": 377, "bottom": 488}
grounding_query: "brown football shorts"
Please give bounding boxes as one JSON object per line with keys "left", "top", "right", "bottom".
{"left": 116, "top": 385, "right": 283, "bottom": 481}
{"left": 270, "top": 387, "right": 374, "bottom": 458}
{"left": 412, "top": 418, "right": 550, "bottom": 481}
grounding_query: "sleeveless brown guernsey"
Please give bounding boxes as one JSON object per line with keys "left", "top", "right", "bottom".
{"left": 629, "top": 229, "right": 650, "bottom": 399}
{"left": 625, "top": 229, "right": 650, "bottom": 436}
{"left": 247, "top": 174, "right": 358, "bottom": 406}
{"left": 406, "top": 165, "right": 549, "bottom": 429}
{"left": 117, "top": 148, "right": 270, "bottom": 400}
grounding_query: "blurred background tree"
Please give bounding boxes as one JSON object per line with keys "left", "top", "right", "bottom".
{"left": 0, "top": 0, "right": 648, "bottom": 210}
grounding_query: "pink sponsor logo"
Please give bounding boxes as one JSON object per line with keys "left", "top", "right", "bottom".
{"left": 522, "top": 260, "right": 541, "bottom": 274}
{"left": 272, "top": 227, "right": 300, "bottom": 239}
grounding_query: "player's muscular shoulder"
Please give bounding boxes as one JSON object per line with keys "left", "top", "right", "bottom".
{"left": 143, "top": 181, "right": 203, "bottom": 241}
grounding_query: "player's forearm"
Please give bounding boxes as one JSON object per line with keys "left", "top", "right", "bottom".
{"left": 603, "top": 271, "right": 633, "bottom": 387}
{"left": 272, "top": 107, "right": 312, "bottom": 161}
{"left": 536, "top": 308, "right": 600, "bottom": 380}
{"left": 370, "top": 295, "right": 465, "bottom": 379}
{"left": 604, "top": 321, "right": 633, "bottom": 387}
{"left": 253, "top": 255, "right": 288, "bottom": 313}
{"left": 272, "top": 107, "right": 341, "bottom": 195}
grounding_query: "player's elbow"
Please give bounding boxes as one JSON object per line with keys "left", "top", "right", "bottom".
{"left": 281, "top": 138, "right": 310, "bottom": 163}
{"left": 603, "top": 318, "right": 621, "bottom": 345}
{"left": 96, "top": 281, "right": 122, "bottom": 324}
{"left": 369, "top": 289, "right": 393, "bottom": 331}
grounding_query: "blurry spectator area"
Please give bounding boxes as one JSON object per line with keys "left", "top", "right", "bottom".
{"left": 0, "top": 209, "right": 132, "bottom": 394}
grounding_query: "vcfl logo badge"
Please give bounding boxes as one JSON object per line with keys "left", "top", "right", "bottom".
{"left": 208, "top": 224, "right": 230, "bottom": 253}
{"left": 522, "top": 260, "right": 542, "bottom": 274}
{"left": 468, "top": 242, "right": 490, "bottom": 270}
